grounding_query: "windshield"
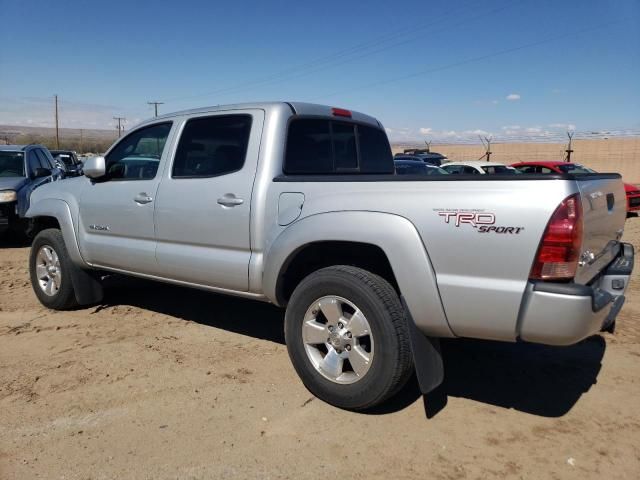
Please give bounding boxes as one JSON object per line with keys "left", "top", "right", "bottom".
{"left": 425, "top": 166, "right": 448, "bottom": 175}
{"left": 0, "top": 152, "right": 25, "bottom": 177}
{"left": 481, "top": 165, "right": 513, "bottom": 174}
{"left": 55, "top": 154, "right": 75, "bottom": 166}
{"left": 558, "top": 164, "right": 595, "bottom": 174}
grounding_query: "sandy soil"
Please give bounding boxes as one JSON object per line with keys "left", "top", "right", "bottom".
{"left": 1, "top": 219, "right": 639, "bottom": 480}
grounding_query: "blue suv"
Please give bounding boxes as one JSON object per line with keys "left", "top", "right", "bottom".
{"left": 0, "top": 144, "right": 65, "bottom": 238}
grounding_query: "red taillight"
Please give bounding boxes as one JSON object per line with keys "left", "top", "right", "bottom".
{"left": 530, "top": 193, "right": 583, "bottom": 281}
{"left": 331, "top": 107, "right": 352, "bottom": 118}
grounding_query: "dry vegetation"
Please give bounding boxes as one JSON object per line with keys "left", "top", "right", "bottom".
{"left": 0, "top": 125, "right": 117, "bottom": 155}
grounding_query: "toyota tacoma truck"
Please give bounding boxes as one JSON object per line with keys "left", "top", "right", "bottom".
{"left": 25, "top": 102, "right": 634, "bottom": 410}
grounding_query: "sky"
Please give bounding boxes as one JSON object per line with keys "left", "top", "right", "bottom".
{"left": 0, "top": 0, "right": 639, "bottom": 143}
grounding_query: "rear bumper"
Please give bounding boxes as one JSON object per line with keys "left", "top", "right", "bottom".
{"left": 518, "top": 242, "right": 634, "bottom": 346}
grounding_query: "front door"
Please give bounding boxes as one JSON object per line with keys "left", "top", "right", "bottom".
{"left": 154, "top": 110, "right": 264, "bottom": 291}
{"left": 77, "top": 122, "right": 174, "bottom": 273}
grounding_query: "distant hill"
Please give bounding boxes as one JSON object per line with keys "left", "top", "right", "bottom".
{"left": 0, "top": 124, "right": 118, "bottom": 154}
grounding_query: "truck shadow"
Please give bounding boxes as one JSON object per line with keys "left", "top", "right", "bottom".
{"left": 100, "top": 278, "right": 605, "bottom": 418}
{"left": 100, "top": 277, "right": 286, "bottom": 344}
{"left": 376, "top": 335, "right": 606, "bottom": 418}
{"left": 0, "top": 235, "right": 31, "bottom": 249}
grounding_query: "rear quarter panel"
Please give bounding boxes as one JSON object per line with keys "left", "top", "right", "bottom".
{"left": 263, "top": 178, "right": 577, "bottom": 341}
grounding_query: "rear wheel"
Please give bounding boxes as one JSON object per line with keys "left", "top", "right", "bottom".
{"left": 285, "top": 265, "right": 413, "bottom": 410}
{"left": 29, "top": 229, "right": 78, "bottom": 310}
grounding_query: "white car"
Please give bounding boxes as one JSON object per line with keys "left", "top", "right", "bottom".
{"left": 441, "top": 161, "right": 519, "bottom": 175}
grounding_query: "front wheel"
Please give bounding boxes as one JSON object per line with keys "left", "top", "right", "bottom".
{"left": 29, "top": 229, "right": 78, "bottom": 310}
{"left": 285, "top": 266, "right": 413, "bottom": 410}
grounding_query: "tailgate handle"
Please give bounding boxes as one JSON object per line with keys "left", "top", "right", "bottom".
{"left": 606, "top": 193, "right": 615, "bottom": 211}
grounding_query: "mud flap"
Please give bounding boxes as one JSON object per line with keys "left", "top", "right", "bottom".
{"left": 401, "top": 297, "right": 444, "bottom": 394}
{"left": 70, "top": 266, "right": 104, "bottom": 305}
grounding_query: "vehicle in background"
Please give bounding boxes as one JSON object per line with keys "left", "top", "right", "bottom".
{"left": 511, "top": 161, "right": 640, "bottom": 214}
{"left": 394, "top": 159, "right": 448, "bottom": 175}
{"left": 0, "top": 145, "right": 64, "bottom": 238}
{"left": 24, "top": 102, "right": 633, "bottom": 411}
{"left": 394, "top": 150, "right": 447, "bottom": 166}
{"left": 49, "top": 150, "right": 83, "bottom": 176}
{"left": 441, "top": 161, "right": 519, "bottom": 175}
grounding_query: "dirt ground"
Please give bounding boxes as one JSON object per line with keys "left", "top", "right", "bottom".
{"left": 1, "top": 220, "right": 639, "bottom": 480}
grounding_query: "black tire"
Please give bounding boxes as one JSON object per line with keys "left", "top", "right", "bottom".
{"left": 29, "top": 228, "right": 78, "bottom": 310}
{"left": 285, "top": 265, "right": 413, "bottom": 410}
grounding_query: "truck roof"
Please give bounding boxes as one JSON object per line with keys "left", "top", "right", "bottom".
{"left": 139, "top": 102, "right": 383, "bottom": 129}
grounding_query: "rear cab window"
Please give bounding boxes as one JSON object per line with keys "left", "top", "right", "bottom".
{"left": 284, "top": 118, "right": 393, "bottom": 175}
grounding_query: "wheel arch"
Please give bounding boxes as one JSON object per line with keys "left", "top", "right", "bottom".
{"left": 263, "top": 211, "right": 453, "bottom": 338}
{"left": 26, "top": 199, "right": 85, "bottom": 267}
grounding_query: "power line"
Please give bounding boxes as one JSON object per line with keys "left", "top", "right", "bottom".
{"left": 163, "top": 0, "right": 518, "bottom": 103}
{"left": 313, "top": 19, "right": 623, "bottom": 101}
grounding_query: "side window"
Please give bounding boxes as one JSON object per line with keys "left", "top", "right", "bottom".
{"left": 172, "top": 115, "right": 252, "bottom": 178}
{"left": 27, "top": 151, "right": 42, "bottom": 174}
{"left": 105, "top": 122, "right": 172, "bottom": 180}
{"left": 539, "top": 167, "right": 554, "bottom": 174}
{"left": 443, "top": 165, "right": 462, "bottom": 174}
{"left": 463, "top": 166, "right": 479, "bottom": 174}
{"left": 517, "top": 165, "right": 535, "bottom": 173}
{"left": 36, "top": 149, "right": 54, "bottom": 169}
{"left": 284, "top": 119, "right": 393, "bottom": 174}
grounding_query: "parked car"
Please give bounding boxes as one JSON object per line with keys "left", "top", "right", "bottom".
{"left": 0, "top": 145, "right": 64, "bottom": 238}
{"left": 49, "top": 150, "right": 83, "bottom": 176}
{"left": 24, "top": 102, "right": 633, "bottom": 411}
{"left": 394, "top": 152, "right": 447, "bottom": 166}
{"left": 394, "top": 159, "right": 448, "bottom": 175}
{"left": 511, "top": 161, "right": 640, "bottom": 214}
{"left": 441, "top": 161, "right": 519, "bottom": 175}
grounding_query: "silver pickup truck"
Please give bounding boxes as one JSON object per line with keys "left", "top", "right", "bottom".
{"left": 26, "top": 102, "right": 634, "bottom": 410}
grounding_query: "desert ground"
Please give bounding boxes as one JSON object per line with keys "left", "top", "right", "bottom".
{"left": 0, "top": 218, "right": 638, "bottom": 479}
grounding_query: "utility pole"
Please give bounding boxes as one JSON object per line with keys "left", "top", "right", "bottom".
{"left": 113, "top": 116, "right": 126, "bottom": 138}
{"left": 564, "top": 131, "right": 574, "bottom": 162}
{"left": 54, "top": 95, "right": 60, "bottom": 149}
{"left": 424, "top": 140, "right": 432, "bottom": 153}
{"left": 147, "top": 101, "right": 164, "bottom": 117}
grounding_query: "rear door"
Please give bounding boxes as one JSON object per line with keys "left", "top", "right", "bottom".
{"left": 154, "top": 110, "right": 264, "bottom": 291}
{"left": 575, "top": 176, "right": 627, "bottom": 283}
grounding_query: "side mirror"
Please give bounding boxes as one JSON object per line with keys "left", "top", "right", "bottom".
{"left": 83, "top": 156, "right": 106, "bottom": 179}
{"left": 33, "top": 167, "right": 51, "bottom": 178}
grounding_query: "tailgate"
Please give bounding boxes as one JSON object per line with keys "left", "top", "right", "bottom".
{"left": 574, "top": 174, "right": 626, "bottom": 284}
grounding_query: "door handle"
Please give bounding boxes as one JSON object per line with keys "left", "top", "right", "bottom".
{"left": 134, "top": 193, "right": 153, "bottom": 204}
{"left": 217, "top": 194, "right": 244, "bottom": 207}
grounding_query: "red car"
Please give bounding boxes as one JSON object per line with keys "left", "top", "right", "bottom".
{"left": 511, "top": 161, "right": 640, "bottom": 214}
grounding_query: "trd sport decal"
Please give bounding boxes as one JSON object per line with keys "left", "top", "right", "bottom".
{"left": 434, "top": 209, "right": 524, "bottom": 234}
